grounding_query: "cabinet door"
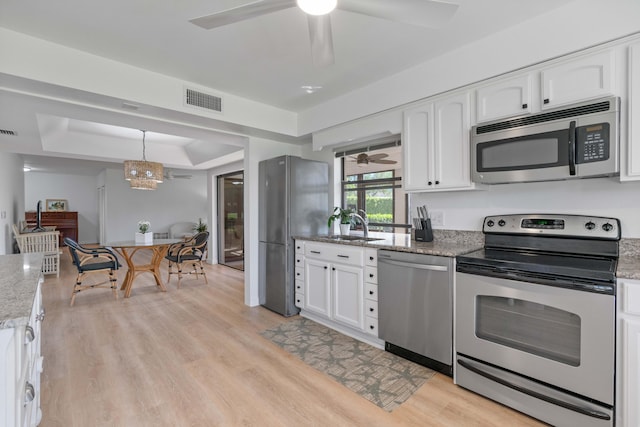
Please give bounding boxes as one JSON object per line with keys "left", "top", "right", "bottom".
{"left": 402, "top": 102, "right": 434, "bottom": 191}
{"left": 541, "top": 50, "right": 615, "bottom": 109}
{"left": 476, "top": 74, "right": 532, "bottom": 123}
{"left": 621, "top": 318, "right": 640, "bottom": 427}
{"left": 625, "top": 41, "right": 640, "bottom": 180}
{"left": 433, "top": 92, "right": 473, "bottom": 190}
{"left": 304, "top": 258, "right": 331, "bottom": 317}
{"left": 331, "top": 263, "right": 364, "bottom": 329}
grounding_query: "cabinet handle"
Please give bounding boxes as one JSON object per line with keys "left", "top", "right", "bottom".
{"left": 332, "top": 267, "right": 336, "bottom": 271}
{"left": 310, "top": 250, "right": 321, "bottom": 254}
{"left": 369, "top": 308, "right": 375, "bottom": 312}
{"left": 369, "top": 290, "right": 374, "bottom": 295}
{"left": 369, "top": 325, "right": 375, "bottom": 330}
{"left": 337, "top": 255, "right": 349, "bottom": 258}
{"left": 369, "top": 274, "right": 374, "bottom": 278}
{"left": 435, "top": 180, "right": 440, "bottom": 185}
{"left": 543, "top": 98, "right": 550, "bottom": 104}
{"left": 25, "top": 326, "right": 35, "bottom": 344}
{"left": 522, "top": 103, "right": 528, "bottom": 109}
{"left": 428, "top": 181, "right": 433, "bottom": 186}
{"left": 24, "top": 382, "right": 35, "bottom": 404}
{"left": 369, "top": 256, "right": 374, "bottom": 261}
{"left": 36, "top": 308, "right": 45, "bottom": 322}
{"left": 324, "top": 266, "right": 328, "bottom": 270}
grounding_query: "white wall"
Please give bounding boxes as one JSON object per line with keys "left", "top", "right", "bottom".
{"left": 410, "top": 178, "right": 640, "bottom": 238}
{"left": 25, "top": 172, "right": 99, "bottom": 243}
{"left": 103, "top": 168, "right": 207, "bottom": 243}
{"left": 0, "top": 153, "right": 25, "bottom": 254}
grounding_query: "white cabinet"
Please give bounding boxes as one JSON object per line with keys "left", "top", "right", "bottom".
{"left": 298, "top": 240, "right": 383, "bottom": 348}
{"left": 1, "top": 272, "right": 44, "bottom": 427}
{"left": 476, "top": 74, "right": 532, "bottom": 123}
{"left": 624, "top": 41, "right": 640, "bottom": 180}
{"left": 403, "top": 90, "right": 473, "bottom": 192}
{"left": 475, "top": 50, "right": 616, "bottom": 124}
{"left": 617, "top": 278, "right": 640, "bottom": 427}
{"left": 541, "top": 50, "right": 615, "bottom": 110}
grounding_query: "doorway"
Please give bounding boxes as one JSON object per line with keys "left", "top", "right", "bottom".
{"left": 217, "top": 171, "right": 244, "bottom": 270}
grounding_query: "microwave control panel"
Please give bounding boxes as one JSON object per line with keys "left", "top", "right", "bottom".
{"left": 576, "top": 123, "right": 609, "bottom": 163}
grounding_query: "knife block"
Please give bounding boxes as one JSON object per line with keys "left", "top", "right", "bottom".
{"left": 414, "top": 219, "right": 433, "bottom": 242}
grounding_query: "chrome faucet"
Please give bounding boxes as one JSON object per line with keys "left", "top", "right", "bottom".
{"left": 350, "top": 212, "right": 369, "bottom": 237}
{"left": 358, "top": 209, "right": 369, "bottom": 225}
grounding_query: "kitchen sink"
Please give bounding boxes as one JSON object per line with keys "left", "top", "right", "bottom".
{"left": 324, "top": 235, "right": 384, "bottom": 242}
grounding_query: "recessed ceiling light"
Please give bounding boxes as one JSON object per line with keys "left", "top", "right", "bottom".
{"left": 302, "top": 85, "right": 322, "bottom": 94}
{"left": 297, "top": 0, "right": 336, "bottom": 16}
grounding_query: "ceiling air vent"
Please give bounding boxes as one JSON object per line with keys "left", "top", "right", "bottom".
{"left": 0, "top": 129, "right": 16, "bottom": 136}
{"left": 185, "top": 88, "right": 223, "bottom": 113}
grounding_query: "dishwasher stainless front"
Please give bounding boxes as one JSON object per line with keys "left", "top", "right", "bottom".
{"left": 378, "top": 249, "right": 453, "bottom": 375}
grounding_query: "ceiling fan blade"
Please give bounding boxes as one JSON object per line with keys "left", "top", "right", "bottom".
{"left": 371, "top": 159, "right": 396, "bottom": 164}
{"left": 307, "top": 15, "right": 335, "bottom": 67}
{"left": 367, "top": 153, "right": 389, "bottom": 161}
{"left": 338, "top": 0, "right": 459, "bottom": 28}
{"left": 190, "top": 0, "right": 296, "bottom": 29}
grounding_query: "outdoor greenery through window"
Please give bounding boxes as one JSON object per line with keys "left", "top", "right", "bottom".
{"left": 340, "top": 143, "right": 409, "bottom": 234}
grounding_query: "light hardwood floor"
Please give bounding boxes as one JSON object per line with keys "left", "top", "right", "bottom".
{"left": 40, "top": 250, "right": 546, "bottom": 426}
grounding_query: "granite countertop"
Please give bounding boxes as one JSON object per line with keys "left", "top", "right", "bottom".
{"left": 0, "top": 253, "right": 44, "bottom": 329}
{"left": 296, "top": 229, "right": 484, "bottom": 258}
{"left": 618, "top": 238, "right": 640, "bottom": 280}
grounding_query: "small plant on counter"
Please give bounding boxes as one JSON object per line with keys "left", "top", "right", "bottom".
{"left": 327, "top": 207, "right": 353, "bottom": 229}
{"left": 138, "top": 220, "right": 151, "bottom": 233}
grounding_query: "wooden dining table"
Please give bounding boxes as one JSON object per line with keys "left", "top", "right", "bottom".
{"left": 107, "top": 239, "right": 182, "bottom": 298}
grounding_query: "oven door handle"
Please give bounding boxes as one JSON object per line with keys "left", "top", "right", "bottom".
{"left": 379, "top": 259, "right": 448, "bottom": 272}
{"left": 568, "top": 120, "right": 577, "bottom": 176}
{"left": 457, "top": 359, "right": 611, "bottom": 421}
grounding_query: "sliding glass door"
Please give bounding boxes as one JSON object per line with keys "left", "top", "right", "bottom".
{"left": 217, "top": 172, "right": 244, "bottom": 270}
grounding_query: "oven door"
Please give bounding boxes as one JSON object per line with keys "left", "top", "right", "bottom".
{"left": 455, "top": 271, "right": 614, "bottom": 406}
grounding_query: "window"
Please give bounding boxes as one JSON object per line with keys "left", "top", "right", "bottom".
{"left": 339, "top": 142, "right": 409, "bottom": 234}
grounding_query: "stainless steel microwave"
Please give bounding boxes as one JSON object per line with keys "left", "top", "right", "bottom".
{"left": 471, "top": 96, "right": 620, "bottom": 184}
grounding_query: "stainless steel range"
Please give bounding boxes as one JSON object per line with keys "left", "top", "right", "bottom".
{"left": 455, "top": 214, "right": 620, "bottom": 427}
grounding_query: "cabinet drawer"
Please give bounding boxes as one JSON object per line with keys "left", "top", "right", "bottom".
{"left": 295, "top": 279, "right": 304, "bottom": 295}
{"left": 364, "top": 299, "right": 378, "bottom": 318}
{"left": 295, "top": 267, "right": 304, "bottom": 282}
{"left": 365, "top": 316, "right": 379, "bottom": 336}
{"left": 364, "top": 266, "right": 377, "bottom": 284}
{"left": 365, "top": 282, "right": 378, "bottom": 301}
{"left": 365, "top": 248, "right": 378, "bottom": 267}
{"left": 621, "top": 281, "right": 640, "bottom": 316}
{"left": 295, "top": 241, "right": 305, "bottom": 254}
{"left": 305, "top": 242, "right": 364, "bottom": 266}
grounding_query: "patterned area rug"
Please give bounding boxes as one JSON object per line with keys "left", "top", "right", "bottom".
{"left": 260, "top": 317, "right": 435, "bottom": 411}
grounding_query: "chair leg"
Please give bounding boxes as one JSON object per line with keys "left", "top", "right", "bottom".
{"left": 199, "top": 261, "right": 208, "bottom": 284}
{"left": 70, "top": 273, "right": 83, "bottom": 306}
{"left": 110, "top": 270, "right": 118, "bottom": 300}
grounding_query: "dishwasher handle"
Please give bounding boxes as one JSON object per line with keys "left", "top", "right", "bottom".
{"left": 379, "top": 258, "right": 448, "bottom": 272}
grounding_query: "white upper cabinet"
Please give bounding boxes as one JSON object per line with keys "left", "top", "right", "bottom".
{"left": 476, "top": 74, "right": 532, "bottom": 123}
{"left": 624, "top": 40, "right": 640, "bottom": 181}
{"left": 403, "top": 91, "right": 473, "bottom": 192}
{"left": 541, "top": 50, "right": 615, "bottom": 109}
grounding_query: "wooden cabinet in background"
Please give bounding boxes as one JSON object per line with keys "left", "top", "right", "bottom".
{"left": 25, "top": 211, "right": 78, "bottom": 246}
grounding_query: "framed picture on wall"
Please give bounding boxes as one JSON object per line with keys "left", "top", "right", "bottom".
{"left": 46, "top": 199, "right": 68, "bottom": 212}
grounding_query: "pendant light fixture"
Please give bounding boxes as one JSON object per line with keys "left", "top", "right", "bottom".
{"left": 297, "top": 0, "right": 337, "bottom": 15}
{"left": 123, "top": 130, "right": 163, "bottom": 189}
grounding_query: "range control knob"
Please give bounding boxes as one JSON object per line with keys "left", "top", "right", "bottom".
{"left": 602, "top": 223, "right": 614, "bottom": 232}
{"left": 498, "top": 219, "right": 506, "bottom": 227}
{"left": 486, "top": 220, "right": 495, "bottom": 227}
{"left": 585, "top": 221, "right": 596, "bottom": 230}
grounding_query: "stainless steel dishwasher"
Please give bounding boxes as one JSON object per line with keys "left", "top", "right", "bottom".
{"left": 378, "top": 250, "right": 453, "bottom": 375}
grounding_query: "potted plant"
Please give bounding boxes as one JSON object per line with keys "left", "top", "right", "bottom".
{"left": 194, "top": 218, "right": 207, "bottom": 233}
{"left": 327, "top": 207, "right": 353, "bottom": 235}
{"left": 135, "top": 220, "right": 153, "bottom": 243}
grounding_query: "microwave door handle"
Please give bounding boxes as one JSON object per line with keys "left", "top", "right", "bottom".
{"left": 568, "top": 120, "right": 576, "bottom": 176}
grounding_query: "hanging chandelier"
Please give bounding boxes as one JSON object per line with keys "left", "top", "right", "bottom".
{"left": 123, "top": 130, "right": 163, "bottom": 189}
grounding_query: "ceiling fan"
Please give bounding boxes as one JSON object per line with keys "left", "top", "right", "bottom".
{"left": 189, "top": 0, "right": 459, "bottom": 67}
{"left": 349, "top": 152, "right": 396, "bottom": 166}
{"left": 164, "top": 169, "right": 193, "bottom": 180}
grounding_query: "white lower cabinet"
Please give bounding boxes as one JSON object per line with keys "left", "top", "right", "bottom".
{"left": 297, "top": 240, "right": 383, "bottom": 348}
{"left": 617, "top": 278, "right": 640, "bottom": 427}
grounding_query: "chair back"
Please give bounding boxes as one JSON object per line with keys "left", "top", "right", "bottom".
{"left": 64, "top": 237, "right": 82, "bottom": 267}
{"left": 193, "top": 231, "right": 209, "bottom": 250}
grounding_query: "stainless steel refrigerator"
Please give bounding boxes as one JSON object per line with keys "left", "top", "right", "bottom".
{"left": 259, "top": 155, "right": 329, "bottom": 316}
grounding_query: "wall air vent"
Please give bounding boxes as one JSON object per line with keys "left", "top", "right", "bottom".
{"left": 0, "top": 129, "right": 17, "bottom": 136}
{"left": 185, "top": 88, "right": 223, "bottom": 113}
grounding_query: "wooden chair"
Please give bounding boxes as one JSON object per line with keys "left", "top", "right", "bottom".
{"left": 64, "top": 237, "right": 120, "bottom": 306}
{"left": 165, "top": 232, "right": 209, "bottom": 288}
{"left": 13, "top": 224, "right": 61, "bottom": 277}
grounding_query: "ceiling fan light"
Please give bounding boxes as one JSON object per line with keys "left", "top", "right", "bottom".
{"left": 297, "top": 0, "right": 337, "bottom": 16}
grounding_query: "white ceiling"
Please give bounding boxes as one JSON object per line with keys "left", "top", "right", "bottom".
{"left": 0, "top": 0, "right": 572, "bottom": 174}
